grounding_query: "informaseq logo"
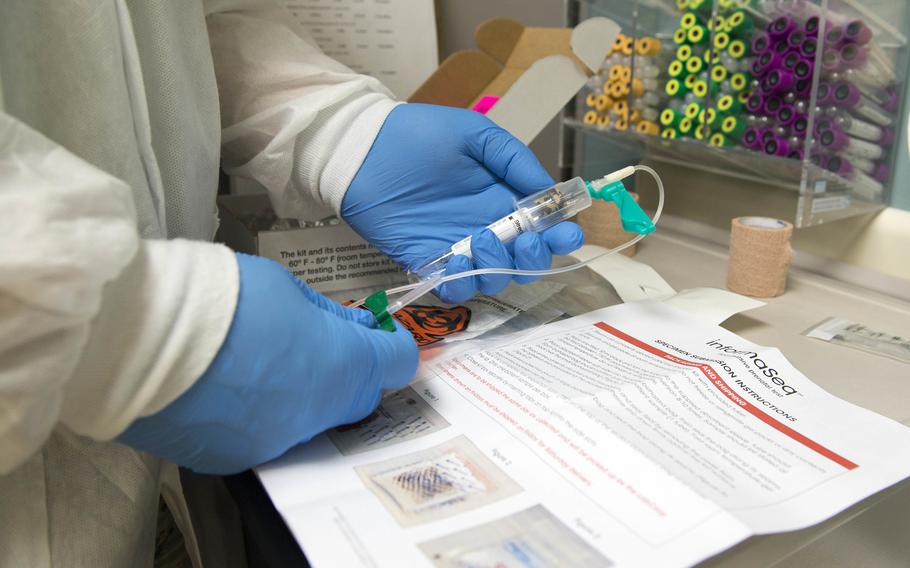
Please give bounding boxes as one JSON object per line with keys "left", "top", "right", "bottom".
{"left": 705, "top": 339, "right": 799, "bottom": 396}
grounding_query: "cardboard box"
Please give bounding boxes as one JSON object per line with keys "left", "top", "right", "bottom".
{"left": 409, "top": 17, "right": 620, "bottom": 143}
{"left": 217, "top": 194, "right": 406, "bottom": 295}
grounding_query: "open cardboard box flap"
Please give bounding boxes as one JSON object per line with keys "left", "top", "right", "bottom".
{"left": 409, "top": 17, "right": 620, "bottom": 143}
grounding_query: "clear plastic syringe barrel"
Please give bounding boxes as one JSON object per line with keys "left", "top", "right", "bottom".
{"left": 413, "top": 177, "right": 592, "bottom": 280}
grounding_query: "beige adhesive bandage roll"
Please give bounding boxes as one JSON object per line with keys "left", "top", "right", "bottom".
{"left": 576, "top": 192, "right": 641, "bottom": 257}
{"left": 727, "top": 217, "right": 793, "bottom": 297}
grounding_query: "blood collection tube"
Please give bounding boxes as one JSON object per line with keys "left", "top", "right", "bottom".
{"left": 844, "top": 20, "right": 872, "bottom": 45}
{"left": 821, "top": 49, "right": 841, "bottom": 73}
{"left": 752, "top": 32, "right": 771, "bottom": 55}
{"left": 851, "top": 169, "right": 885, "bottom": 199}
{"left": 782, "top": 51, "right": 801, "bottom": 71}
{"left": 755, "top": 50, "right": 782, "bottom": 75}
{"left": 680, "top": 12, "right": 698, "bottom": 30}
{"left": 776, "top": 104, "right": 798, "bottom": 127}
{"left": 816, "top": 81, "right": 834, "bottom": 106}
{"left": 676, "top": 44, "right": 693, "bottom": 61}
{"left": 823, "top": 154, "right": 854, "bottom": 176}
{"left": 717, "top": 94, "right": 743, "bottom": 114}
{"left": 714, "top": 31, "right": 731, "bottom": 51}
{"left": 660, "top": 108, "right": 682, "bottom": 127}
{"left": 688, "top": 25, "right": 709, "bottom": 44}
{"left": 787, "top": 29, "right": 806, "bottom": 49}
{"left": 764, "top": 95, "right": 784, "bottom": 116}
{"left": 745, "top": 92, "right": 764, "bottom": 114}
{"left": 768, "top": 15, "right": 796, "bottom": 38}
{"left": 804, "top": 15, "right": 823, "bottom": 37}
{"left": 742, "top": 127, "right": 764, "bottom": 150}
{"left": 849, "top": 154, "right": 876, "bottom": 175}
{"left": 722, "top": 115, "right": 747, "bottom": 139}
{"left": 832, "top": 82, "right": 892, "bottom": 126}
{"left": 800, "top": 37, "right": 817, "bottom": 59}
{"left": 788, "top": 148, "right": 805, "bottom": 161}
{"left": 791, "top": 115, "right": 809, "bottom": 136}
{"left": 764, "top": 136, "right": 791, "bottom": 156}
{"left": 825, "top": 26, "right": 847, "bottom": 47}
{"left": 834, "top": 113, "right": 892, "bottom": 143}
{"left": 764, "top": 69, "right": 795, "bottom": 94}
{"left": 668, "top": 60, "right": 685, "bottom": 78}
{"left": 728, "top": 39, "right": 749, "bottom": 61}
{"left": 793, "top": 58, "right": 813, "bottom": 80}
{"left": 817, "top": 128, "right": 885, "bottom": 160}
{"left": 795, "top": 78, "right": 811, "bottom": 97}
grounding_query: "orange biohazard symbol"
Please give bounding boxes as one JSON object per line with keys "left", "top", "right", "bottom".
{"left": 393, "top": 304, "right": 472, "bottom": 346}
{"left": 345, "top": 300, "right": 472, "bottom": 346}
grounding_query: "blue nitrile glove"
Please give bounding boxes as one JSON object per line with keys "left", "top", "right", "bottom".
{"left": 342, "top": 103, "right": 584, "bottom": 304}
{"left": 118, "top": 253, "right": 418, "bottom": 475}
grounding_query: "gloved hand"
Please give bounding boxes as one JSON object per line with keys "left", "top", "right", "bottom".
{"left": 342, "top": 103, "right": 584, "bottom": 304}
{"left": 118, "top": 253, "right": 418, "bottom": 475}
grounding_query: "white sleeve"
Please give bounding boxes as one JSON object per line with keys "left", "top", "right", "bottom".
{"left": 0, "top": 113, "right": 239, "bottom": 473}
{"left": 204, "top": 0, "right": 400, "bottom": 220}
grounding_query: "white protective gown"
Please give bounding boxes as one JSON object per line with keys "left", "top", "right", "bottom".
{"left": 0, "top": 0, "right": 397, "bottom": 565}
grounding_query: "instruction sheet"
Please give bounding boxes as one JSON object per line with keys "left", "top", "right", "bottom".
{"left": 257, "top": 302, "right": 910, "bottom": 567}
{"left": 281, "top": 0, "right": 438, "bottom": 99}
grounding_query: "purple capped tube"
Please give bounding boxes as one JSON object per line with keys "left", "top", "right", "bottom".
{"left": 842, "top": 67, "right": 889, "bottom": 91}
{"left": 816, "top": 81, "right": 834, "bottom": 106}
{"left": 783, "top": 51, "right": 801, "bottom": 70}
{"left": 756, "top": 50, "right": 783, "bottom": 75}
{"left": 742, "top": 127, "right": 764, "bottom": 150}
{"left": 832, "top": 82, "right": 892, "bottom": 126}
{"left": 795, "top": 79, "right": 811, "bottom": 97}
{"left": 764, "top": 95, "right": 784, "bottom": 116}
{"left": 821, "top": 49, "right": 841, "bottom": 73}
{"left": 746, "top": 92, "right": 765, "bottom": 114}
{"left": 800, "top": 38, "right": 818, "bottom": 58}
{"left": 765, "top": 136, "right": 790, "bottom": 156}
{"left": 845, "top": 20, "right": 872, "bottom": 45}
{"left": 769, "top": 16, "right": 796, "bottom": 39}
{"left": 776, "top": 104, "right": 798, "bottom": 127}
{"left": 804, "top": 16, "right": 826, "bottom": 38}
{"left": 818, "top": 128, "right": 885, "bottom": 160}
{"left": 834, "top": 113, "right": 886, "bottom": 142}
{"left": 787, "top": 30, "right": 806, "bottom": 49}
{"left": 826, "top": 26, "right": 847, "bottom": 47}
{"left": 752, "top": 32, "right": 772, "bottom": 55}
{"left": 824, "top": 155, "right": 854, "bottom": 177}
{"left": 765, "top": 69, "right": 795, "bottom": 94}
{"left": 793, "top": 58, "right": 813, "bottom": 80}
{"left": 839, "top": 44, "right": 867, "bottom": 69}
{"left": 793, "top": 116, "right": 809, "bottom": 137}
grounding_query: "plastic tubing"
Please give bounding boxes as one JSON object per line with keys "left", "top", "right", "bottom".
{"left": 349, "top": 165, "right": 666, "bottom": 315}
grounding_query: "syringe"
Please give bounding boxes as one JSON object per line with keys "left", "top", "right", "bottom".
{"left": 354, "top": 164, "right": 665, "bottom": 330}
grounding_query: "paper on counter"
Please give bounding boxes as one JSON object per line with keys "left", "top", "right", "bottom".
{"left": 569, "top": 245, "right": 764, "bottom": 324}
{"left": 662, "top": 287, "right": 765, "bottom": 326}
{"left": 569, "top": 245, "right": 676, "bottom": 302}
{"left": 257, "top": 302, "right": 910, "bottom": 567}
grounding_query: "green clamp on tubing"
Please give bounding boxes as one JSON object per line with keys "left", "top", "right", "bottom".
{"left": 364, "top": 289, "right": 396, "bottom": 332}
{"left": 586, "top": 180, "right": 656, "bottom": 235}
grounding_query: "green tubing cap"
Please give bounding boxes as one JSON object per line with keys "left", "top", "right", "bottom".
{"left": 364, "top": 290, "right": 396, "bottom": 332}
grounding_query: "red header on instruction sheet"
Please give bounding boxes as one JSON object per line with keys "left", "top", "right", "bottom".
{"left": 594, "top": 322, "right": 859, "bottom": 471}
